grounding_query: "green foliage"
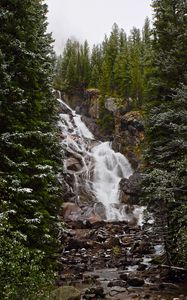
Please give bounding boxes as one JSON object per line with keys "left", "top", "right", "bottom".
{"left": 54, "top": 20, "right": 152, "bottom": 109}
{"left": 0, "top": 0, "right": 63, "bottom": 295}
{"left": 54, "top": 39, "right": 91, "bottom": 92}
{"left": 142, "top": 0, "right": 187, "bottom": 267}
{"left": 0, "top": 219, "right": 54, "bottom": 300}
{"left": 96, "top": 96, "right": 114, "bottom": 135}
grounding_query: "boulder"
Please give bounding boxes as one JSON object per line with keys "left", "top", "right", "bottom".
{"left": 120, "top": 111, "right": 144, "bottom": 132}
{"left": 83, "top": 286, "right": 105, "bottom": 299}
{"left": 62, "top": 202, "right": 82, "bottom": 221}
{"left": 105, "top": 97, "right": 118, "bottom": 112}
{"left": 108, "top": 280, "right": 127, "bottom": 287}
{"left": 50, "top": 286, "right": 81, "bottom": 300}
{"left": 127, "top": 278, "right": 145, "bottom": 287}
{"left": 65, "top": 157, "right": 82, "bottom": 172}
{"left": 119, "top": 172, "right": 141, "bottom": 205}
{"left": 67, "top": 238, "right": 90, "bottom": 250}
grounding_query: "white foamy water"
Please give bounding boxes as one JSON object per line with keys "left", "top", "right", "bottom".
{"left": 58, "top": 98, "right": 144, "bottom": 223}
{"left": 91, "top": 142, "right": 133, "bottom": 220}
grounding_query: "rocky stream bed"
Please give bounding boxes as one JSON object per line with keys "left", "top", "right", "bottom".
{"left": 56, "top": 219, "right": 187, "bottom": 300}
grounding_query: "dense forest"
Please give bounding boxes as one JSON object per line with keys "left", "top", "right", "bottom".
{"left": 0, "top": 0, "right": 186, "bottom": 299}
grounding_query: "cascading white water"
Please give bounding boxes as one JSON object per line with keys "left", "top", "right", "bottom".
{"left": 58, "top": 98, "right": 144, "bottom": 223}
{"left": 91, "top": 142, "right": 133, "bottom": 220}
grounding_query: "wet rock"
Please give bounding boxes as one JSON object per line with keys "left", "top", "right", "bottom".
{"left": 67, "top": 238, "right": 90, "bottom": 250}
{"left": 65, "top": 157, "right": 82, "bottom": 171}
{"left": 59, "top": 102, "right": 72, "bottom": 115}
{"left": 108, "top": 280, "right": 127, "bottom": 287}
{"left": 82, "top": 116, "right": 101, "bottom": 139}
{"left": 137, "top": 263, "right": 147, "bottom": 271}
{"left": 119, "top": 172, "right": 141, "bottom": 205}
{"left": 50, "top": 286, "right": 81, "bottom": 300}
{"left": 63, "top": 203, "right": 82, "bottom": 222}
{"left": 119, "top": 273, "right": 128, "bottom": 281}
{"left": 113, "top": 110, "right": 144, "bottom": 169}
{"left": 83, "top": 286, "right": 105, "bottom": 299}
{"left": 105, "top": 236, "right": 120, "bottom": 248}
{"left": 109, "top": 287, "right": 127, "bottom": 296}
{"left": 87, "top": 213, "right": 103, "bottom": 224}
{"left": 159, "top": 282, "right": 179, "bottom": 290}
{"left": 127, "top": 278, "right": 145, "bottom": 287}
{"left": 131, "top": 241, "right": 153, "bottom": 255}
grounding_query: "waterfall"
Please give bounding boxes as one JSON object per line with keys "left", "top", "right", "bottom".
{"left": 91, "top": 142, "right": 133, "bottom": 220}
{"left": 58, "top": 98, "right": 144, "bottom": 223}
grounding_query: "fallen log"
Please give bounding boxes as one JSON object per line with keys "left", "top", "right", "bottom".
{"left": 160, "top": 265, "right": 187, "bottom": 272}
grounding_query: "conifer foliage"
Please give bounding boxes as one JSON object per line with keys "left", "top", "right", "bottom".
{"left": 143, "top": 0, "right": 187, "bottom": 267}
{"left": 0, "top": 0, "right": 63, "bottom": 297}
{"left": 54, "top": 20, "right": 152, "bottom": 109}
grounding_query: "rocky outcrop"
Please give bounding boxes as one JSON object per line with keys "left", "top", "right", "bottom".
{"left": 119, "top": 171, "right": 141, "bottom": 205}
{"left": 113, "top": 110, "right": 144, "bottom": 170}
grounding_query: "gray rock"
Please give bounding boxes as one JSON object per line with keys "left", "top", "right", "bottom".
{"left": 50, "top": 286, "right": 81, "bottom": 300}
{"left": 108, "top": 280, "right": 127, "bottom": 287}
{"left": 119, "top": 172, "right": 141, "bottom": 205}
{"left": 105, "top": 97, "right": 118, "bottom": 112}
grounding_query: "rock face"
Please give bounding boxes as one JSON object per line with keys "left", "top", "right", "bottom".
{"left": 113, "top": 110, "right": 144, "bottom": 170}
{"left": 63, "top": 91, "right": 144, "bottom": 171}
{"left": 119, "top": 171, "right": 141, "bottom": 205}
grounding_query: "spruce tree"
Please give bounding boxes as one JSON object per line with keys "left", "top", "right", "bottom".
{"left": 143, "top": 0, "right": 187, "bottom": 267}
{"left": 90, "top": 44, "right": 103, "bottom": 88}
{"left": 99, "top": 23, "right": 120, "bottom": 95}
{"left": 0, "top": 1, "right": 63, "bottom": 294}
{"left": 128, "top": 27, "right": 144, "bottom": 107}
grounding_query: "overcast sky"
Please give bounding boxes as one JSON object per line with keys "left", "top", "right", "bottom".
{"left": 46, "top": 0, "right": 153, "bottom": 54}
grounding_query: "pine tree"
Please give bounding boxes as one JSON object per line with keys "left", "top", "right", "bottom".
{"left": 0, "top": 1, "right": 63, "bottom": 294}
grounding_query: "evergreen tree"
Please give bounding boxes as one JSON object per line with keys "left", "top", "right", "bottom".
{"left": 0, "top": 0, "right": 63, "bottom": 295}
{"left": 79, "top": 40, "right": 91, "bottom": 88}
{"left": 129, "top": 27, "right": 144, "bottom": 107}
{"left": 99, "top": 23, "right": 120, "bottom": 95}
{"left": 143, "top": 0, "right": 187, "bottom": 267}
{"left": 90, "top": 44, "right": 103, "bottom": 88}
{"left": 114, "top": 37, "right": 131, "bottom": 98}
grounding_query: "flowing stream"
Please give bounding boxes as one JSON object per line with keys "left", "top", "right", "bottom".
{"left": 58, "top": 98, "right": 144, "bottom": 223}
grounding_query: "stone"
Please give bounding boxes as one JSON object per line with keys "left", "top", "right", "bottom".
{"left": 50, "top": 286, "right": 81, "bottom": 300}
{"left": 108, "top": 280, "right": 127, "bottom": 287}
{"left": 65, "top": 157, "right": 82, "bottom": 171}
{"left": 84, "top": 286, "right": 105, "bottom": 299}
{"left": 119, "top": 273, "right": 128, "bottom": 281}
{"left": 119, "top": 171, "right": 141, "bottom": 205}
{"left": 105, "top": 97, "right": 118, "bottom": 112}
{"left": 127, "top": 278, "right": 145, "bottom": 287}
{"left": 137, "top": 263, "right": 147, "bottom": 271}
{"left": 131, "top": 241, "right": 153, "bottom": 255}
{"left": 62, "top": 203, "right": 82, "bottom": 222}
{"left": 67, "top": 238, "right": 90, "bottom": 250}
